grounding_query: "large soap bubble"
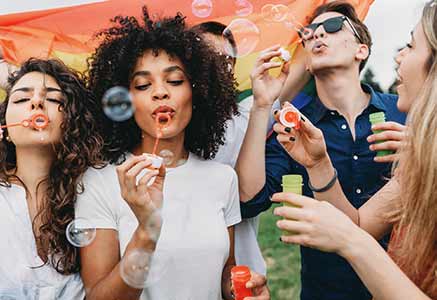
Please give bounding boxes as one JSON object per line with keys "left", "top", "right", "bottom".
{"left": 223, "top": 19, "right": 260, "bottom": 58}
{"left": 102, "top": 86, "right": 135, "bottom": 122}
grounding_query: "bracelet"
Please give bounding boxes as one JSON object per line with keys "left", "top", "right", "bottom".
{"left": 308, "top": 168, "right": 338, "bottom": 193}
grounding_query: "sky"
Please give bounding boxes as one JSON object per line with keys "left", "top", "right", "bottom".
{"left": 0, "top": 0, "right": 429, "bottom": 90}
{"left": 364, "top": 0, "right": 428, "bottom": 90}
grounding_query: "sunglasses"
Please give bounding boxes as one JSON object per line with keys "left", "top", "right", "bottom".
{"left": 299, "top": 16, "right": 363, "bottom": 43}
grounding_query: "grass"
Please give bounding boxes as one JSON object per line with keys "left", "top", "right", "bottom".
{"left": 258, "top": 205, "right": 301, "bottom": 300}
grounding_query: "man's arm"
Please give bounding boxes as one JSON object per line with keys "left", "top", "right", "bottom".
{"left": 240, "top": 133, "right": 293, "bottom": 218}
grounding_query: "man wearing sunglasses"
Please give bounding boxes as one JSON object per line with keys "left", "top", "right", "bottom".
{"left": 236, "top": 1, "right": 406, "bottom": 300}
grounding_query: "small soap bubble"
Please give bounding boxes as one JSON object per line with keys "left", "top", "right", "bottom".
{"left": 120, "top": 248, "right": 172, "bottom": 289}
{"left": 262, "top": 4, "right": 289, "bottom": 22}
{"left": 223, "top": 19, "right": 260, "bottom": 58}
{"left": 102, "top": 86, "right": 134, "bottom": 122}
{"left": 66, "top": 218, "right": 96, "bottom": 247}
{"left": 191, "top": 0, "right": 213, "bottom": 18}
{"left": 159, "top": 149, "right": 175, "bottom": 166}
{"left": 261, "top": 4, "right": 275, "bottom": 22}
{"left": 271, "top": 4, "right": 289, "bottom": 22}
{"left": 234, "top": 0, "right": 253, "bottom": 17}
{"left": 120, "top": 249, "right": 152, "bottom": 288}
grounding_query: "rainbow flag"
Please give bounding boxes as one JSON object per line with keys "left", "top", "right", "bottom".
{"left": 0, "top": 0, "right": 374, "bottom": 96}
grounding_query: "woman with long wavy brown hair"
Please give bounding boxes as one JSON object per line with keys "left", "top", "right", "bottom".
{"left": 269, "top": 1, "right": 437, "bottom": 299}
{"left": 0, "top": 58, "right": 104, "bottom": 299}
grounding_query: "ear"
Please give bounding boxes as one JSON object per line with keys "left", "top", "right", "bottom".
{"left": 355, "top": 43, "right": 369, "bottom": 63}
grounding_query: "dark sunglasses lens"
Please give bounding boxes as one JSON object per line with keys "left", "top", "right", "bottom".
{"left": 306, "top": 24, "right": 318, "bottom": 33}
{"left": 323, "top": 17, "right": 344, "bottom": 33}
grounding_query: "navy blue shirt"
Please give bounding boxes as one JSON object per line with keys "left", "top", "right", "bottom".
{"left": 241, "top": 84, "right": 406, "bottom": 300}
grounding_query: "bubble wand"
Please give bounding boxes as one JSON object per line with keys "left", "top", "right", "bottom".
{"left": 0, "top": 114, "right": 49, "bottom": 130}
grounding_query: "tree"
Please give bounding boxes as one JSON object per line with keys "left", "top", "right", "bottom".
{"left": 361, "top": 67, "right": 384, "bottom": 93}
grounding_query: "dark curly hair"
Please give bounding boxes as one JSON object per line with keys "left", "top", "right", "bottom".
{"left": 0, "top": 58, "right": 105, "bottom": 275}
{"left": 87, "top": 7, "right": 238, "bottom": 164}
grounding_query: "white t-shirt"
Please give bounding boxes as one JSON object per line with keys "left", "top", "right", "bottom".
{"left": 0, "top": 184, "right": 84, "bottom": 300}
{"left": 213, "top": 95, "right": 268, "bottom": 275}
{"left": 76, "top": 153, "right": 241, "bottom": 300}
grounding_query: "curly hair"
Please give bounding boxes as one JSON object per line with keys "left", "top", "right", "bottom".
{"left": 87, "top": 7, "right": 238, "bottom": 164}
{"left": 0, "top": 58, "right": 105, "bottom": 275}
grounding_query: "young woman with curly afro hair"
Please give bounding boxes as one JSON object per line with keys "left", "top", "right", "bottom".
{"left": 75, "top": 6, "right": 269, "bottom": 300}
{"left": 0, "top": 58, "right": 104, "bottom": 298}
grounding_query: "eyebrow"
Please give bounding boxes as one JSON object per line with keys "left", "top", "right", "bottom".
{"left": 10, "top": 87, "right": 63, "bottom": 94}
{"left": 131, "top": 65, "right": 186, "bottom": 79}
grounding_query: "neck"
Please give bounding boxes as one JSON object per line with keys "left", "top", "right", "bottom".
{"left": 314, "top": 68, "right": 370, "bottom": 123}
{"left": 14, "top": 146, "right": 55, "bottom": 199}
{"left": 133, "top": 131, "right": 188, "bottom": 168}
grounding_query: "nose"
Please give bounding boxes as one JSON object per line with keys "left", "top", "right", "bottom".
{"left": 313, "top": 25, "right": 327, "bottom": 41}
{"left": 30, "top": 92, "right": 45, "bottom": 110}
{"left": 152, "top": 84, "right": 170, "bottom": 101}
{"left": 395, "top": 47, "right": 407, "bottom": 65}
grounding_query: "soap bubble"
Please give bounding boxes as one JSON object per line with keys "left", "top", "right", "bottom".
{"left": 120, "top": 248, "right": 172, "bottom": 288}
{"left": 284, "top": 13, "right": 313, "bottom": 41}
{"left": 102, "top": 86, "right": 134, "bottom": 122}
{"left": 159, "top": 149, "right": 175, "bottom": 166}
{"left": 234, "top": 0, "right": 253, "bottom": 17}
{"left": 66, "top": 218, "right": 96, "bottom": 247}
{"left": 271, "top": 4, "right": 289, "bottom": 22}
{"left": 146, "top": 209, "right": 163, "bottom": 242}
{"left": 262, "top": 4, "right": 289, "bottom": 22}
{"left": 191, "top": 0, "right": 213, "bottom": 18}
{"left": 223, "top": 19, "right": 260, "bottom": 58}
{"left": 120, "top": 249, "right": 151, "bottom": 288}
{"left": 261, "top": 4, "right": 275, "bottom": 22}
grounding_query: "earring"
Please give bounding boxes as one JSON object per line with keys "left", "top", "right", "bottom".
{"left": 5, "top": 135, "right": 11, "bottom": 142}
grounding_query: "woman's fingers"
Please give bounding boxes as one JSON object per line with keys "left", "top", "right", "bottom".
{"left": 277, "top": 219, "right": 312, "bottom": 234}
{"left": 246, "top": 272, "right": 267, "bottom": 289}
{"left": 367, "top": 130, "right": 404, "bottom": 143}
{"left": 369, "top": 140, "right": 401, "bottom": 152}
{"left": 273, "top": 122, "right": 297, "bottom": 136}
{"left": 371, "top": 121, "right": 406, "bottom": 133}
{"left": 254, "top": 61, "right": 283, "bottom": 77}
{"left": 271, "top": 192, "right": 311, "bottom": 207}
{"left": 280, "top": 233, "right": 311, "bottom": 246}
{"left": 276, "top": 133, "right": 296, "bottom": 145}
{"left": 152, "top": 163, "right": 166, "bottom": 187}
{"left": 123, "top": 159, "right": 153, "bottom": 192}
{"left": 374, "top": 154, "right": 398, "bottom": 163}
{"left": 136, "top": 169, "right": 160, "bottom": 207}
{"left": 257, "top": 49, "right": 282, "bottom": 63}
{"left": 273, "top": 205, "right": 307, "bottom": 220}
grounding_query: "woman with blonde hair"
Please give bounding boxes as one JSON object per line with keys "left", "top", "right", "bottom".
{"left": 271, "top": 1, "right": 437, "bottom": 299}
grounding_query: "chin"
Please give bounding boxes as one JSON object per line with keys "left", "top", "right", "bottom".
{"left": 396, "top": 88, "right": 413, "bottom": 113}
{"left": 396, "top": 98, "right": 411, "bottom": 113}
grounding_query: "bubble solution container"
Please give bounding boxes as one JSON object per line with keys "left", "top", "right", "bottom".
{"left": 231, "top": 265, "right": 253, "bottom": 300}
{"left": 143, "top": 153, "right": 163, "bottom": 169}
{"left": 279, "top": 107, "right": 301, "bottom": 129}
{"left": 281, "top": 174, "right": 303, "bottom": 235}
{"left": 369, "top": 112, "right": 393, "bottom": 157}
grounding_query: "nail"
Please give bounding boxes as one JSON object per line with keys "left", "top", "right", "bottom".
{"left": 279, "top": 237, "right": 283, "bottom": 242}
{"left": 301, "top": 116, "right": 306, "bottom": 122}
{"left": 290, "top": 136, "right": 296, "bottom": 142}
{"left": 285, "top": 127, "right": 291, "bottom": 133}
{"left": 274, "top": 110, "right": 279, "bottom": 115}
